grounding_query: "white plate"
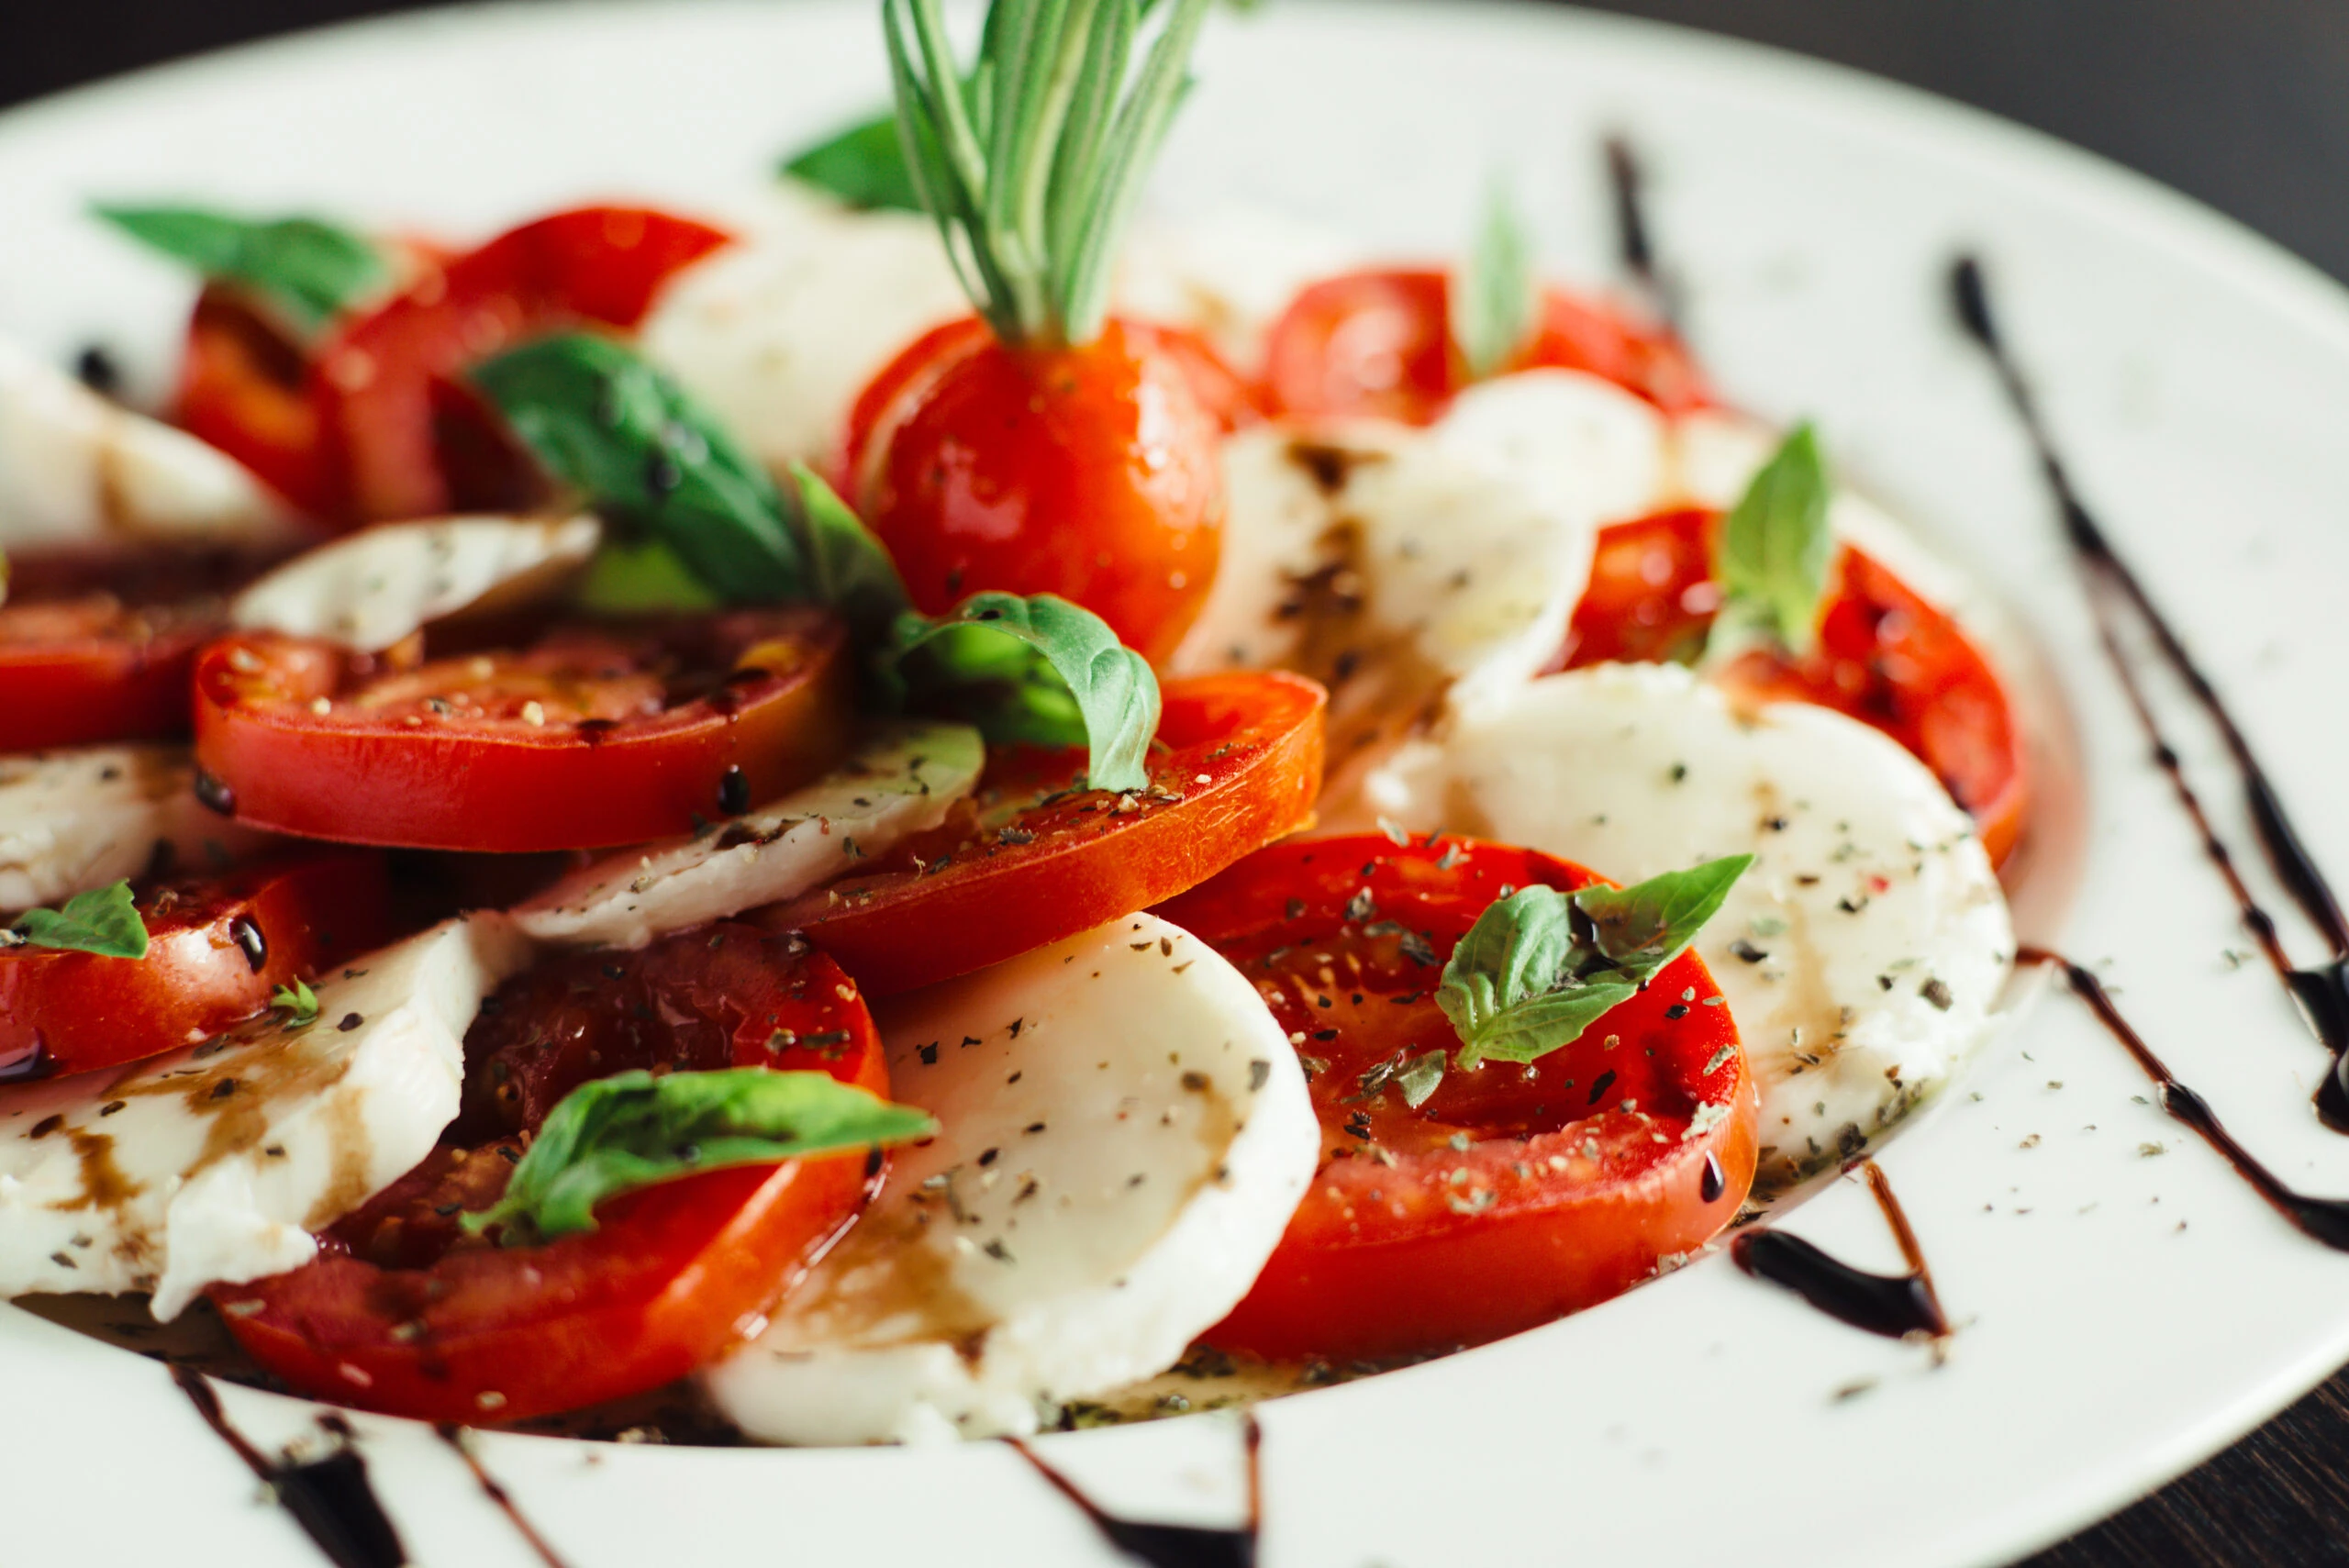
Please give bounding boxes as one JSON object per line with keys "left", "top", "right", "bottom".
{"left": 7, "top": 3, "right": 2349, "bottom": 1564}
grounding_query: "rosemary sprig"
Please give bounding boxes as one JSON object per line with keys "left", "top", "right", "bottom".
{"left": 883, "top": 0, "right": 1211, "bottom": 348}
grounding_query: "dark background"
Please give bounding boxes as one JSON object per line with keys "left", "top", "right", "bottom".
{"left": 8, "top": 2, "right": 2349, "bottom": 1563}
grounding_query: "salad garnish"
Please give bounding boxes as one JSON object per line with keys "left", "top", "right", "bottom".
{"left": 5, "top": 880, "right": 149, "bottom": 959}
{"left": 1452, "top": 183, "right": 1538, "bottom": 382}
{"left": 1707, "top": 422, "right": 1832, "bottom": 659}
{"left": 93, "top": 203, "right": 386, "bottom": 334}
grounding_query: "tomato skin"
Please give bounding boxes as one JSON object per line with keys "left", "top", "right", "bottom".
{"left": 766, "top": 671, "right": 1326, "bottom": 995}
{"left": 192, "top": 609, "right": 855, "bottom": 852}
{"left": 1557, "top": 509, "right": 2030, "bottom": 867}
{"left": 0, "top": 597, "right": 215, "bottom": 750}
{"left": 315, "top": 206, "right": 731, "bottom": 522}
{"left": 173, "top": 286, "right": 341, "bottom": 517}
{"left": 1260, "top": 266, "right": 1708, "bottom": 427}
{"left": 844, "top": 316, "right": 1226, "bottom": 665}
{"left": 1157, "top": 833, "right": 1756, "bottom": 1361}
{"left": 0, "top": 851, "right": 389, "bottom": 1081}
{"left": 213, "top": 927, "right": 887, "bottom": 1425}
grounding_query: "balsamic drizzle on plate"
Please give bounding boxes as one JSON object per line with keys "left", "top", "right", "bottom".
{"left": 1007, "top": 1414, "right": 1262, "bottom": 1568}
{"left": 170, "top": 1365, "right": 407, "bottom": 1568}
{"left": 1951, "top": 255, "right": 2349, "bottom": 1129}
{"left": 435, "top": 1425, "right": 575, "bottom": 1568}
{"left": 1731, "top": 1161, "right": 1953, "bottom": 1343}
{"left": 1603, "top": 135, "right": 1683, "bottom": 333}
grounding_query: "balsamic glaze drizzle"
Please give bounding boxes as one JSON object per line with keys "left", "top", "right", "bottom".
{"left": 1008, "top": 1414, "right": 1262, "bottom": 1568}
{"left": 2017, "top": 949, "right": 2349, "bottom": 1250}
{"left": 170, "top": 1365, "right": 408, "bottom": 1568}
{"left": 1951, "top": 256, "right": 2349, "bottom": 1127}
{"left": 1731, "top": 1161, "right": 1952, "bottom": 1343}
{"left": 433, "top": 1426, "right": 575, "bottom": 1568}
{"left": 1603, "top": 135, "right": 1682, "bottom": 333}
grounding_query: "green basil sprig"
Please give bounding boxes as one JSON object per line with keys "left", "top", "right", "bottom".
{"left": 1437, "top": 856, "right": 1751, "bottom": 1070}
{"left": 1709, "top": 424, "right": 1832, "bottom": 659}
{"left": 1453, "top": 182, "right": 1537, "bottom": 383}
{"left": 464, "top": 1068, "right": 934, "bottom": 1247}
{"left": 6, "top": 881, "right": 149, "bottom": 960}
{"left": 93, "top": 204, "right": 387, "bottom": 335}
{"left": 783, "top": 106, "right": 930, "bottom": 213}
{"left": 469, "top": 331, "right": 1162, "bottom": 792}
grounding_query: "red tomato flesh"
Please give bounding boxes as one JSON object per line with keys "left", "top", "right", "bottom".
{"left": 764, "top": 671, "right": 1327, "bottom": 995}
{"left": 1261, "top": 267, "right": 1708, "bottom": 427}
{"left": 1557, "top": 508, "right": 2030, "bottom": 867}
{"left": 174, "top": 285, "right": 341, "bottom": 517}
{"left": 0, "top": 850, "right": 389, "bottom": 1082}
{"left": 212, "top": 924, "right": 888, "bottom": 1425}
{"left": 314, "top": 206, "right": 730, "bottom": 522}
{"left": 193, "top": 608, "right": 854, "bottom": 852}
{"left": 1156, "top": 833, "right": 1757, "bottom": 1360}
{"left": 843, "top": 316, "right": 1228, "bottom": 665}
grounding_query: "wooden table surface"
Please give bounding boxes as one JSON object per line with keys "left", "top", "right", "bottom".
{"left": 8, "top": 3, "right": 2349, "bottom": 1562}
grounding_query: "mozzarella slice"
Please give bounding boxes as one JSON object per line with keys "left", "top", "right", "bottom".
{"left": 1364, "top": 662, "right": 2013, "bottom": 1189}
{"left": 514, "top": 720, "right": 985, "bottom": 949}
{"left": 231, "top": 514, "right": 602, "bottom": 651}
{"left": 702, "top": 912, "right": 1314, "bottom": 1444}
{"left": 0, "top": 339, "right": 305, "bottom": 551}
{"left": 641, "top": 192, "right": 969, "bottom": 479}
{"left": 1431, "top": 367, "right": 1670, "bottom": 535}
{"left": 0, "top": 746, "right": 272, "bottom": 911}
{"left": 0, "top": 915, "right": 531, "bottom": 1318}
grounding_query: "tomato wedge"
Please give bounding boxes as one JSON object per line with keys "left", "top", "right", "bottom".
{"left": 212, "top": 924, "right": 887, "bottom": 1424}
{"left": 1261, "top": 266, "right": 1708, "bottom": 427}
{"left": 1156, "top": 833, "right": 1756, "bottom": 1361}
{"left": 1556, "top": 507, "right": 2030, "bottom": 867}
{"left": 764, "top": 671, "right": 1326, "bottom": 995}
{"left": 193, "top": 607, "right": 855, "bottom": 851}
{"left": 0, "top": 850, "right": 389, "bottom": 1082}
{"left": 314, "top": 206, "right": 730, "bottom": 521}
{"left": 173, "top": 286, "right": 341, "bottom": 517}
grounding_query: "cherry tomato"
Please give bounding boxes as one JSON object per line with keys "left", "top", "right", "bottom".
{"left": 211, "top": 924, "right": 888, "bottom": 1424}
{"left": 0, "top": 548, "right": 284, "bottom": 751}
{"left": 1556, "top": 508, "right": 2030, "bottom": 867}
{"left": 1260, "top": 266, "right": 1708, "bottom": 427}
{"left": 193, "top": 608, "right": 855, "bottom": 852}
{"left": 763, "top": 671, "right": 1325, "bottom": 995}
{"left": 314, "top": 206, "right": 730, "bottom": 522}
{"left": 1156, "top": 832, "right": 1756, "bottom": 1360}
{"left": 0, "top": 850, "right": 389, "bottom": 1082}
{"left": 842, "top": 316, "right": 1227, "bottom": 665}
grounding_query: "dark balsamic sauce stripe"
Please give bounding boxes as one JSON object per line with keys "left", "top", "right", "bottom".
{"left": 1007, "top": 1413, "right": 1261, "bottom": 1568}
{"left": 169, "top": 1365, "right": 408, "bottom": 1568}
{"left": 1602, "top": 135, "right": 1681, "bottom": 334}
{"left": 1950, "top": 256, "right": 2349, "bottom": 1128}
{"left": 434, "top": 1426, "right": 575, "bottom": 1568}
{"left": 1730, "top": 1160, "right": 1953, "bottom": 1342}
{"left": 2018, "top": 948, "right": 2349, "bottom": 1250}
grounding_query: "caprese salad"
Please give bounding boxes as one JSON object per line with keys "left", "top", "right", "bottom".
{"left": 0, "top": 0, "right": 2025, "bottom": 1443}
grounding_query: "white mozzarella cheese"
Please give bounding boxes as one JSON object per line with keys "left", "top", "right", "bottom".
{"left": 0, "top": 339, "right": 305, "bottom": 551}
{"left": 514, "top": 720, "right": 984, "bottom": 949}
{"left": 0, "top": 746, "right": 272, "bottom": 912}
{"left": 0, "top": 915, "right": 532, "bottom": 1318}
{"left": 231, "top": 514, "right": 602, "bottom": 651}
{"left": 640, "top": 193, "right": 969, "bottom": 479}
{"left": 701, "top": 911, "right": 1315, "bottom": 1444}
{"left": 1431, "top": 367, "right": 1670, "bottom": 537}
{"left": 1364, "top": 662, "right": 2013, "bottom": 1189}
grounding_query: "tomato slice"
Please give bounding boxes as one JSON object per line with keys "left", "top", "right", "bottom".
{"left": 0, "top": 850, "right": 389, "bottom": 1082}
{"left": 1260, "top": 266, "right": 1708, "bottom": 427}
{"left": 314, "top": 206, "right": 730, "bottom": 522}
{"left": 1556, "top": 508, "right": 2030, "bottom": 867}
{"left": 763, "top": 671, "right": 1326, "bottom": 995}
{"left": 1155, "top": 832, "right": 1756, "bottom": 1360}
{"left": 193, "top": 607, "right": 855, "bottom": 852}
{"left": 211, "top": 923, "right": 887, "bottom": 1424}
{"left": 173, "top": 285, "right": 341, "bottom": 517}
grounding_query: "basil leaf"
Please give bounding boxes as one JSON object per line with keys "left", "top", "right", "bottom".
{"left": 1710, "top": 423, "right": 1831, "bottom": 657}
{"left": 470, "top": 333, "right": 808, "bottom": 604}
{"left": 10, "top": 881, "right": 149, "bottom": 960}
{"left": 886, "top": 592, "right": 1159, "bottom": 793}
{"left": 789, "top": 462, "right": 913, "bottom": 645}
{"left": 93, "top": 204, "right": 386, "bottom": 335}
{"left": 270, "top": 978, "right": 322, "bottom": 1027}
{"left": 1575, "top": 854, "right": 1753, "bottom": 988}
{"left": 1396, "top": 1049, "right": 1447, "bottom": 1110}
{"left": 1452, "top": 182, "right": 1536, "bottom": 383}
{"left": 465, "top": 1068, "right": 934, "bottom": 1246}
{"left": 782, "top": 105, "right": 930, "bottom": 213}
{"left": 570, "top": 537, "right": 724, "bottom": 616}
{"left": 1438, "top": 885, "right": 1637, "bottom": 1069}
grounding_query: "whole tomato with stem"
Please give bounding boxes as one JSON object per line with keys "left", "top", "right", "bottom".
{"left": 842, "top": 0, "right": 1229, "bottom": 666}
